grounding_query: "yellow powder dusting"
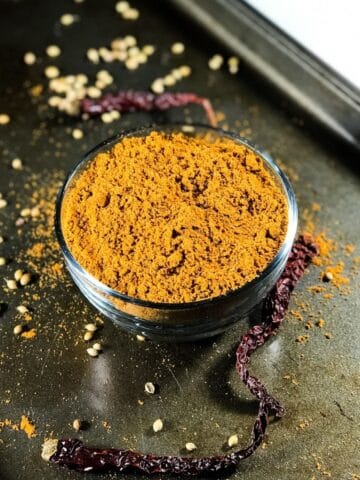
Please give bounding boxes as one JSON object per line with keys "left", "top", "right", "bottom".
{"left": 0, "top": 419, "right": 19, "bottom": 432}
{"left": 20, "top": 328, "right": 37, "bottom": 339}
{"left": 296, "top": 335, "right": 309, "bottom": 343}
{"left": 321, "top": 262, "right": 349, "bottom": 288}
{"left": 345, "top": 243, "right": 355, "bottom": 255}
{"left": 62, "top": 131, "right": 288, "bottom": 303}
{"left": 20, "top": 415, "right": 36, "bottom": 438}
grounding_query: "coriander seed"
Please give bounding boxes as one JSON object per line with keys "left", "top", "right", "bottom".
{"left": 144, "top": 382, "right": 156, "bottom": 394}
{"left": 0, "top": 114, "right": 10, "bottom": 125}
{"left": 227, "top": 434, "right": 239, "bottom": 447}
{"left": 24, "top": 52, "right": 37, "bottom": 65}
{"left": 85, "top": 323, "right": 97, "bottom": 332}
{"left": 14, "top": 269, "right": 24, "bottom": 281}
{"left": 185, "top": 442, "right": 197, "bottom": 452}
{"left": 20, "top": 272, "right": 32, "bottom": 286}
{"left": 72, "top": 419, "right": 82, "bottom": 431}
{"left": 86, "top": 347, "right": 98, "bottom": 357}
{"left": 83, "top": 331, "right": 93, "bottom": 341}
{"left": 171, "top": 42, "right": 185, "bottom": 55}
{"left": 6, "top": 279, "right": 17, "bottom": 290}
{"left": 16, "top": 305, "right": 28, "bottom": 314}
{"left": 60, "top": 13, "right": 77, "bottom": 26}
{"left": 152, "top": 418, "right": 163, "bottom": 432}
{"left": 11, "top": 158, "right": 23, "bottom": 170}
{"left": 46, "top": 45, "right": 61, "bottom": 58}
{"left": 13, "top": 324, "right": 23, "bottom": 335}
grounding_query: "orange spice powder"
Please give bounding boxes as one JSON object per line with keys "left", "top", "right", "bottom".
{"left": 61, "top": 131, "right": 288, "bottom": 303}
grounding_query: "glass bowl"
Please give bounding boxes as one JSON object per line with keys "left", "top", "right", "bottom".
{"left": 55, "top": 124, "right": 298, "bottom": 342}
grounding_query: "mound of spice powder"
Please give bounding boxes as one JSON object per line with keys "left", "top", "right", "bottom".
{"left": 61, "top": 131, "right": 288, "bottom": 303}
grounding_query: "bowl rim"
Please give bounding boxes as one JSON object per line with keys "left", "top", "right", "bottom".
{"left": 55, "top": 122, "right": 298, "bottom": 309}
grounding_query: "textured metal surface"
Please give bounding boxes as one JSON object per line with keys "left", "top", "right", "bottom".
{"left": 0, "top": 1, "right": 359, "bottom": 480}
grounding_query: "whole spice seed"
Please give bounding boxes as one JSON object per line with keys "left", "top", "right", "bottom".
{"left": 85, "top": 323, "right": 97, "bottom": 332}
{"left": 83, "top": 331, "right": 94, "bottom": 341}
{"left": 92, "top": 342, "right": 102, "bottom": 351}
{"left": 24, "top": 52, "right": 37, "bottom": 65}
{"left": 73, "top": 419, "right": 82, "bottom": 431}
{"left": 0, "top": 114, "right": 10, "bottom": 125}
{"left": 136, "top": 334, "right": 146, "bottom": 342}
{"left": 0, "top": 198, "right": 8, "bottom": 208}
{"left": 86, "top": 347, "right": 98, "bottom": 357}
{"left": 227, "top": 434, "right": 239, "bottom": 447}
{"left": 14, "top": 269, "right": 24, "bottom": 281}
{"left": 16, "top": 305, "right": 28, "bottom": 314}
{"left": 6, "top": 279, "right": 17, "bottom": 290}
{"left": 80, "top": 91, "right": 217, "bottom": 126}
{"left": 144, "top": 382, "right": 156, "bottom": 395}
{"left": 185, "top": 442, "right": 197, "bottom": 452}
{"left": 152, "top": 419, "right": 163, "bottom": 433}
{"left": 46, "top": 45, "right": 61, "bottom": 58}
{"left": 20, "top": 272, "right": 32, "bottom": 286}
{"left": 0, "top": 257, "right": 6, "bottom": 266}
{"left": 13, "top": 324, "right": 23, "bottom": 335}
{"left": 11, "top": 158, "right": 23, "bottom": 170}
{"left": 41, "top": 236, "right": 318, "bottom": 474}
{"left": 171, "top": 42, "right": 185, "bottom": 55}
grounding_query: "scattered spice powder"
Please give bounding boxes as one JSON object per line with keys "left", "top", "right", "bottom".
{"left": 21, "top": 328, "right": 37, "bottom": 339}
{"left": 61, "top": 131, "right": 288, "bottom": 303}
{"left": 20, "top": 415, "right": 37, "bottom": 438}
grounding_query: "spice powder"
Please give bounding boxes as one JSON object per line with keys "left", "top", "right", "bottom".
{"left": 61, "top": 131, "right": 288, "bottom": 303}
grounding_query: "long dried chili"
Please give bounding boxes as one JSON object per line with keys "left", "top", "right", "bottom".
{"left": 81, "top": 91, "right": 217, "bottom": 126}
{"left": 42, "top": 235, "right": 318, "bottom": 475}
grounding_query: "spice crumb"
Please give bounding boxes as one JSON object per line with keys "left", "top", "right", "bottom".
{"left": 20, "top": 415, "right": 36, "bottom": 438}
{"left": 324, "top": 332, "right": 332, "bottom": 339}
{"left": 316, "top": 319, "right": 325, "bottom": 328}
{"left": 296, "top": 335, "right": 309, "bottom": 343}
{"left": 21, "top": 328, "right": 36, "bottom": 339}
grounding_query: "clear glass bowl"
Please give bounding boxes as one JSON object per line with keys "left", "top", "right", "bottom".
{"left": 55, "top": 124, "right": 298, "bottom": 342}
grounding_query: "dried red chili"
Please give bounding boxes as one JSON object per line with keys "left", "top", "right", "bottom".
{"left": 81, "top": 91, "right": 217, "bottom": 126}
{"left": 42, "top": 235, "right": 318, "bottom": 475}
